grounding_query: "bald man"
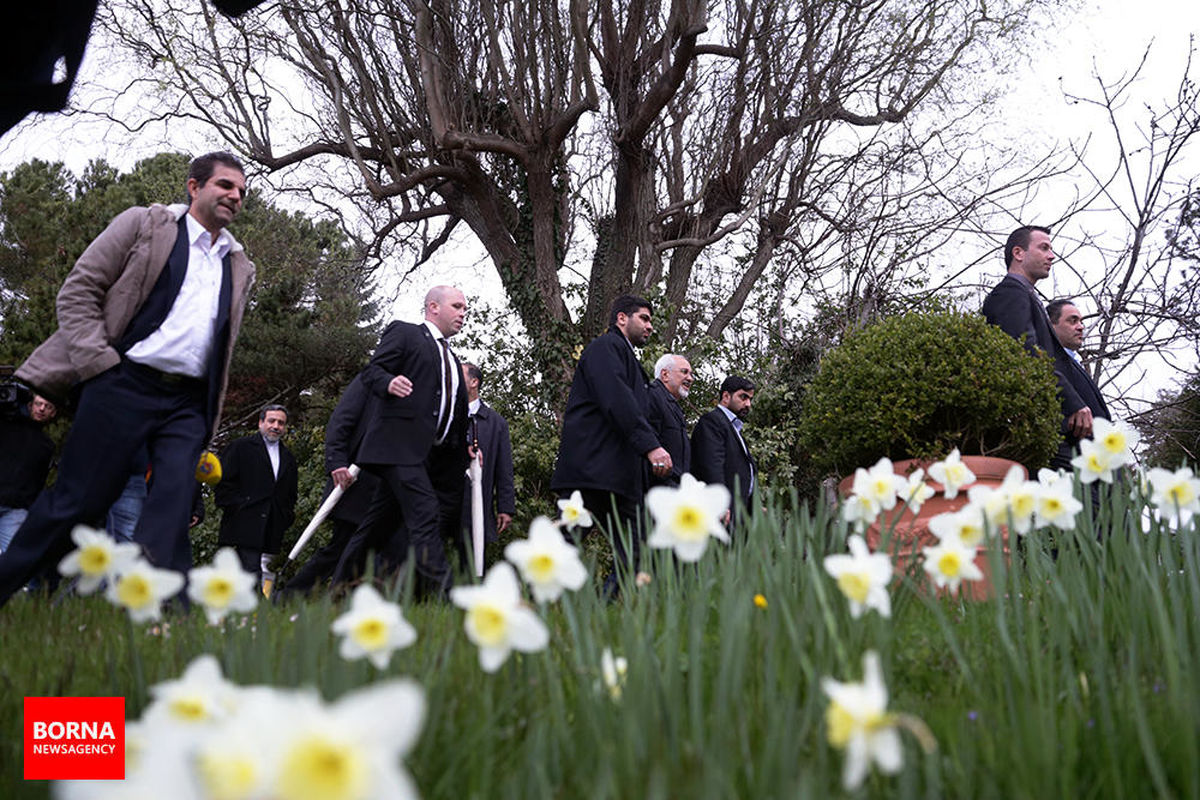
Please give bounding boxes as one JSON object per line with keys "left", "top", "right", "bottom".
{"left": 331, "top": 286, "right": 470, "bottom": 598}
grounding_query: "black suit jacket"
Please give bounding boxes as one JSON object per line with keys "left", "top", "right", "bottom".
{"left": 981, "top": 274, "right": 1109, "bottom": 444}
{"left": 691, "top": 407, "right": 755, "bottom": 514}
{"left": 215, "top": 433, "right": 298, "bottom": 552}
{"left": 355, "top": 320, "right": 469, "bottom": 471}
{"left": 321, "top": 372, "right": 382, "bottom": 524}
{"left": 646, "top": 379, "right": 690, "bottom": 488}
{"left": 462, "top": 401, "right": 516, "bottom": 542}
{"left": 551, "top": 328, "right": 661, "bottom": 501}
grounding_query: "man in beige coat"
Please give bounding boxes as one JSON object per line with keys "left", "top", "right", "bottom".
{"left": 0, "top": 152, "right": 255, "bottom": 605}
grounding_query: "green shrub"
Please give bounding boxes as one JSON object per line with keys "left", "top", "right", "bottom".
{"left": 798, "top": 311, "right": 1061, "bottom": 477}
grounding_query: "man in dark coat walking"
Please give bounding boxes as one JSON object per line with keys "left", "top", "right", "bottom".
{"left": 691, "top": 375, "right": 757, "bottom": 529}
{"left": 982, "top": 226, "right": 1108, "bottom": 471}
{"left": 215, "top": 404, "right": 298, "bottom": 584}
{"left": 460, "top": 362, "right": 515, "bottom": 552}
{"left": 551, "top": 294, "right": 672, "bottom": 577}
{"left": 646, "top": 353, "right": 693, "bottom": 489}
{"left": 331, "top": 286, "right": 470, "bottom": 597}
{"left": 282, "top": 372, "right": 383, "bottom": 596}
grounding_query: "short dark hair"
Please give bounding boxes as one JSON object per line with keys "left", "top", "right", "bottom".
{"left": 1046, "top": 298, "right": 1075, "bottom": 324}
{"left": 259, "top": 404, "right": 288, "bottom": 421}
{"left": 463, "top": 362, "right": 483, "bottom": 390}
{"left": 1004, "top": 225, "right": 1051, "bottom": 268}
{"left": 189, "top": 151, "right": 245, "bottom": 186}
{"left": 609, "top": 294, "right": 653, "bottom": 327}
{"left": 720, "top": 375, "right": 756, "bottom": 397}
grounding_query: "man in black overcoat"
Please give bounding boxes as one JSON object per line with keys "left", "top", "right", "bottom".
{"left": 982, "top": 226, "right": 1108, "bottom": 471}
{"left": 282, "top": 372, "right": 383, "bottom": 596}
{"left": 460, "top": 362, "right": 515, "bottom": 550}
{"left": 215, "top": 404, "right": 298, "bottom": 583}
{"left": 1046, "top": 298, "right": 1112, "bottom": 471}
{"left": 646, "top": 353, "right": 693, "bottom": 489}
{"left": 691, "top": 375, "right": 757, "bottom": 529}
{"left": 551, "top": 295, "right": 673, "bottom": 577}
{"left": 331, "top": 286, "right": 470, "bottom": 597}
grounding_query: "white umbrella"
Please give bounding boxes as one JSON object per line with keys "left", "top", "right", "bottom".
{"left": 468, "top": 451, "right": 485, "bottom": 577}
{"left": 287, "top": 464, "right": 361, "bottom": 561}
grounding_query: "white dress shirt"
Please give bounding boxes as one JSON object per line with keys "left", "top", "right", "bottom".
{"left": 424, "top": 320, "right": 460, "bottom": 442}
{"left": 126, "top": 214, "right": 229, "bottom": 377}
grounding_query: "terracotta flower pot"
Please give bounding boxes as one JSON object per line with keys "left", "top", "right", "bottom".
{"left": 837, "top": 456, "right": 1025, "bottom": 601}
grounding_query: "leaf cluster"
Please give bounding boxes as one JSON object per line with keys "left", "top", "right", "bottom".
{"left": 798, "top": 311, "right": 1062, "bottom": 476}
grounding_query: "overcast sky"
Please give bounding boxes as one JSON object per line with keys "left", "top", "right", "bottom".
{"left": 1, "top": 1, "right": 1198, "bottom": 410}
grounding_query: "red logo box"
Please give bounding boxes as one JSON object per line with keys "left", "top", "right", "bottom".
{"left": 24, "top": 697, "right": 125, "bottom": 780}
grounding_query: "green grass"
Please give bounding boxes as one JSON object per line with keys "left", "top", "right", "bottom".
{"left": 2, "top": 485, "right": 1198, "bottom": 799}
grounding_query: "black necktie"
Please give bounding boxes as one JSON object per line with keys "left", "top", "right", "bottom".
{"left": 436, "top": 338, "right": 453, "bottom": 442}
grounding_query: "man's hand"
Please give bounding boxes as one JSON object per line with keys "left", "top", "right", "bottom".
{"left": 387, "top": 374, "right": 413, "bottom": 397}
{"left": 331, "top": 467, "right": 356, "bottom": 490}
{"left": 1067, "top": 406, "right": 1094, "bottom": 439}
{"left": 497, "top": 513, "right": 512, "bottom": 534}
{"left": 647, "top": 447, "right": 673, "bottom": 478}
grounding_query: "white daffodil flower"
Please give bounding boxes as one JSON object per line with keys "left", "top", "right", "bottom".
{"left": 821, "top": 651, "right": 903, "bottom": 791}
{"left": 504, "top": 515, "right": 589, "bottom": 603}
{"left": 187, "top": 548, "right": 258, "bottom": 625}
{"left": 899, "top": 468, "right": 935, "bottom": 513}
{"left": 1002, "top": 469, "right": 1038, "bottom": 536}
{"left": 1091, "top": 417, "right": 1140, "bottom": 469}
{"left": 841, "top": 491, "right": 882, "bottom": 532}
{"left": 1072, "top": 437, "right": 1116, "bottom": 484}
{"left": 964, "top": 479, "right": 1012, "bottom": 534}
{"left": 105, "top": 558, "right": 185, "bottom": 623}
{"left": 330, "top": 584, "right": 418, "bottom": 669}
{"left": 927, "top": 448, "right": 976, "bottom": 499}
{"left": 823, "top": 534, "right": 893, "bottom": 619}
{"left": 1034, "top": 471, "right": 1084, "bottom": 530}
{"left": 556, "top": 490, "right": 594, "bottom": 529}
{"left": 1147, "top": 466, "right": 1200, "bottom": 523}
{"left": 922, "top": 536, "right": 984, "bottom": 593}
{"left": 601, "top": 647, "right": 629, "bottom": 701}
{"left": 143, "top": 654, "right": 239, "bottom": 729}
{"left": 928, "top": 505, "right": 987, "bottom": 547}
{"left": 450, "top": 562, "right": 550, "bottom": 672}
{"left": 57, "top": 525, "right": 140, "bottom": 595}
{"left": 852, "top": 457, "right": 904, "bottom": 512}
{"left": 645, "top": 473, "right": 731, "bottom": 562}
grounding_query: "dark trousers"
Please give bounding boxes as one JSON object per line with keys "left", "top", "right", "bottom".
{"left": 0, "top": 361, "right": 207, "bottom": 605}
{"left": 283, "top": 518, "right": 358, "bottom": 596}
{"left": 565, "top": 488, "right": 643, "bottom": 577}
{"left": 331, "top": 443, "right": 464, "bottom": 597}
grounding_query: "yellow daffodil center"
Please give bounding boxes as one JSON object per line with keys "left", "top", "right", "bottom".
{"left": 116, "top": 574, "right": 152, "bottom": 609}
{"left": 198, "top": 752, "right": 259, "bottom": 800}
{"left": 960, "top": 524, "right": 984, "bottom": 546}
{"left": 1167, "top": 483, "right": 1194, "bottom": 506}
{"left": 827, "top": 701, "right": 893, "bottom": 748}
{"left": 1010, "top": 493, "right": 1035, "bottom": 517}
{"left": 937, "top": 551, "right": 962, "bottom": 578}
{"left": 1086, "top": 453, "right": 1106, "bottom": 472}
{"left": 202, "top": 577, "right": 234, "bottom": 608}
{"left": 79, "top": 545, "right": 112, "bottom": 575}
{"left": 672, "top": 505, "right": 707, "bottom": 540}
{"left": 278, "top": 736, "right": 367, "bottom": 800}
{"left": 837, "top": 572, "right": 871, "bottom": 604}
{"left": 467, "top": 604, "right": 508, "bottom": 646}
{"left": 527, "top": 554, "right": 556, "bottom": 583}
{"left": 351, "top": 617, "right": 388, "bottom": 650}
{"left": 168, "top": 696, "right": 210, "bottom": 722}
{"left": 1101, "top": 432, "right": 1125, "bottom": 454}
{"left": 563, "top": 507, "right": 579, "bottom": 522}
